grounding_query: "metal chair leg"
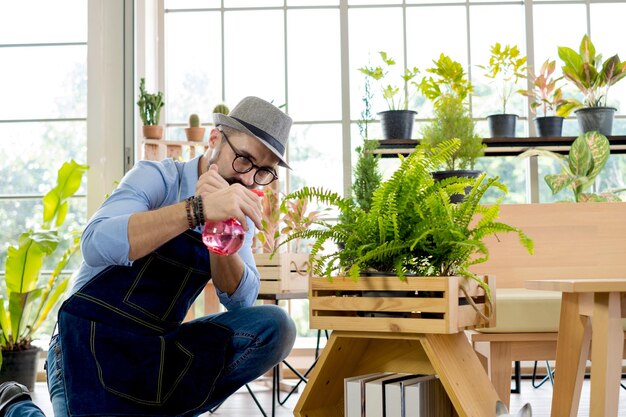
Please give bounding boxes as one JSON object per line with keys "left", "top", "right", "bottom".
{"left": 532, "top": 360, "right": 554, "bottom": 388}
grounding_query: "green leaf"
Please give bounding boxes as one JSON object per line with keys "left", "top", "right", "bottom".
{"left": 32, "top": 278, "right": 69, "bottom": 332}
{"left": 545, "top": 174, "right": 574, "bottom": 195}
{"left": 582, "top": 131, "right": 610, "bottom": 181}
{"left": 5, "top": 231, "right": 59, "bottom": 294}
{"left": 43, "top": 160, "right": 89, "bottom": 229}
{"left": 8, "top": 289, "right": 42, "bottom": 342}
{"left": 568, "top": 135, "right": 593, "bottom": 176}
{"left": 0, "top": 300, "right": 12, "bottom": 344}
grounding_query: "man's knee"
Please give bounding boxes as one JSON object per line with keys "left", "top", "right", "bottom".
{"left": 258, "top": 305, "right": 296, "bottom": 360}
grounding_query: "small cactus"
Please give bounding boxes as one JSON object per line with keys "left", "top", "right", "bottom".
{"left": 189, "top": 113, "right": 200, "bottom": 128}
{"left": 213, "top": 104, "right": 230, "bottom": 115}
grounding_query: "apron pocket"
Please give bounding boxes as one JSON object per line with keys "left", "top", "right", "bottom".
{"left": 90, "top": 320, "right": 192, "bottom": 406}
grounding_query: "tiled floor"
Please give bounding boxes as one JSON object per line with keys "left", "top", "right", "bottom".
{"left": 29, "top": 377, "right": 626, "bottom": 416}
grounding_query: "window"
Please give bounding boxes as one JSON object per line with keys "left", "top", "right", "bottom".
{"left": 0, "top": 1, "right": 88, "bottom": 338}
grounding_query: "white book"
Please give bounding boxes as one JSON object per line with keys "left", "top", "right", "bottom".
{"left": 404, "top": 376, "right": 453, "bottom": 417}
{"left": 384, "top": 374, "right": 435, "bottom": 417}
{"left": 365, "top": 373, "right": 415, "bottom": 417}
{"left": 345, "top": 372, "right": 393, "bottom": 417}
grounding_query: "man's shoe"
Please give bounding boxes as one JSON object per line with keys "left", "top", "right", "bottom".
{"left": 0, "top": 381, "right": 31, "bottom": 416}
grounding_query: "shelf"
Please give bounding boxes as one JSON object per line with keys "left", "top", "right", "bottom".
{"left": 372, "top": 136, "right": 626, "bottom": 158}
{"left": 142, "top": 138, "right": 208, "bottom": 160}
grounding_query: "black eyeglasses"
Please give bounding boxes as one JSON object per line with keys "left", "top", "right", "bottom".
{"left": 220, "top": 130, "right": 278, "bottom": 186}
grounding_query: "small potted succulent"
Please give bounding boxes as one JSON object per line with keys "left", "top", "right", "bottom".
{"left": 519, "top": 58, "right": 568, "bottom": 137}
{"left": 479, "top": 43, "right": 527, "bottom": 138}
{"left": 557, "top": 34, "right": 626, "bottom": 136}
{"left": 358, "top": 51, "right": 420, "bottom": 140}
{"left": 137, "top": 78, "right": 164, "bottom": 139}
{"left": 184, "top": 113, "right": 206, "bottom": 142}
{"left": 212, "top": 103, "right": 230, "bottom": 115}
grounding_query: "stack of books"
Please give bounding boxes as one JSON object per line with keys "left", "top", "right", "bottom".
{"left": 344, "top": 372, "right": 453, "bottom": 417}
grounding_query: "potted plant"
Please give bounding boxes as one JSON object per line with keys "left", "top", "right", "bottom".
{"left": 557, "top": 34, "right": 626, "bottom": 136}
{"left": 417, "top": 54, "right": 485, "bottom": 200}
{"left": 358, "top": 51, "right": 420, "bottom": 140}
{"left": 0, "top": 160, "right": 88, "bottom": 390}
{"left": 253, "top": 186, "right": 323, "bottom": 293}
{"left": 479, "top": 43, "right": 527, "bottom": 138}
{"left": 519, "top": 58, "right": 568, "bottom": 137}
{"left": 137, "top": 77, "right": 165, "bottom": 139}
{"left": 184, "top": 113, "right": 205, "bottom": 142}
{"left": 276, "top": 138, "right": 533, "bottom": 292}
{"left": 519, "top": 131, "right": 624, "bottom": 202}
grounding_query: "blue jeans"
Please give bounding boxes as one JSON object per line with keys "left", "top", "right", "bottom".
{"left": 7, "top": 304, "right": 295, "bottom": 417}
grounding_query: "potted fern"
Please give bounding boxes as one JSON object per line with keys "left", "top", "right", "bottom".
{"left": 0, "top": 160, "right": 88, "bottom": 390}
{"left": 557, "top": 34, "right": 626, "bottom": 136}
{"left": 275, "top": 139, "right": 533, "bottom": 330}
{"left": 358, "top": 51, "right": 420, "bottom": 140}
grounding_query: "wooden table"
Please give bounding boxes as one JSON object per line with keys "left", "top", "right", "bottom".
{"left": 525, "top": 279, "right": 626, "bottom": 417}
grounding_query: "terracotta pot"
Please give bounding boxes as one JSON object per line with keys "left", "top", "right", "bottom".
{"left": 143, "top": 125, "right": 163, "bottom": 139}
{"left": 184, "top": 127, "right": 206, "bottom": 142}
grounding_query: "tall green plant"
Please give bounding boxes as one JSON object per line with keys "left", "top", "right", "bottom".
{"left": 137, "top": 78, "right": 164, "bottom": 126}
{"left": 352, "top": 140, "right": 382, "bottom": 212}
{"left": 420, "top": 95, "right": 485, "bottom": 171}
{"left": 519, "top": 131, "right": 623, "bottom": 202}
{"left": 275, "top": 139, "right": 533, "bottom": 296}
{"left": 2, "top": 160, "right": 89, "bottom": 354}
{"left": 519, "top": 59, "right": 568, "bottom": 117}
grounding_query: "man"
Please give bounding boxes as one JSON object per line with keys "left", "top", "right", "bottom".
{"left": 0, "top": 96, "right": 297, "bottom": 416}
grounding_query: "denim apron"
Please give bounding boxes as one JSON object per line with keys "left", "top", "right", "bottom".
{"left": 57, "top": 164, "right": 233, "bottom": 416}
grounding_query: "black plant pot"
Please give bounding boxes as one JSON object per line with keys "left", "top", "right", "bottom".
{"left": 487, "top": 114, "right": 518, "bottom": 138}
{"left": 575, "top": 107, "right": 616, "bottom": 136}
{"left": 0, "top": 347, "right": 41, "bottom": 391}
{"left": 534, "top": 116, "right": 564, "bottom": 137}
{"left": 378, "top": 110, "right": 417, "bottom": 139}
{"left": 432, "top": 170, "right": 483, "bottom": 203}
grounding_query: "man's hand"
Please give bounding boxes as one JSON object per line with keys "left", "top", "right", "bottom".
{"left": 197, "top": 164, "right": 263, "bottom": 230}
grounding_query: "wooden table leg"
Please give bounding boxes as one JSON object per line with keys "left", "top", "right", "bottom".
{"left": 423, "top": 332, "right": 500, "bottom": 417}
{"left": 551, "top": 293, "right": 592, "bottom": 417}
{"left": 589, "top": 292, "right": 624, "bottom": 417}
{"left": 488, "top": 341, "right": 512, "bottom": 407}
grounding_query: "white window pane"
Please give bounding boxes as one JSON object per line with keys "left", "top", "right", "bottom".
{"left": 224, "top": 10, "right": 285, "bottom": 106}
{"left": 533, "top": 4, "right": 585, "bottom": 66}
{"left": 349, "top": 7, "right": 404, "bottom": 120}
{"left": 0, "top": 121, "right": 87, "bottom": 195}
{"left": 407, "top": 5, "right": 468, "bottom": 118}
{"left": 165, "top": 11, "right": 222, "bottom": 124}
{"left": 224, "top": 0, "right": 284, "bottom": 7}
{"left": 0, "top": 0, "right": 86, "bottom": 43}
{"left": 591, "top": 3, "right": 626, "bottom": 117}
{"left": 287, "top": 9, "right": 341, "bottom": 121}
{"left": 0, "top": 46, "right": 86, "bottom": 119}
{"left": 288, "top": 123, "right": 343, "bottom": 195}
{"left": 469, "top": 4, "right": 526, "bottom": 118}
{"left": 165, "top": 0, "right": 221, "bottom": 9}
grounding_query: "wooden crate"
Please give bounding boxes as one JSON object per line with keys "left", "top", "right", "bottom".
{"left": 309, "top": 275, "right": 495, "bottom": 334}
{"left": 254, "top": 253, "right": 310, "bottom": 294}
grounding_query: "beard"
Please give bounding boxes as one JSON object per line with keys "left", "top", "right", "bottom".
{"left": 208, "top": 144, "right": 251, "bottom": 188}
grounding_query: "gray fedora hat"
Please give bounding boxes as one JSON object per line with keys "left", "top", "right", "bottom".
{"left": 213, "top": 96, "right": 293, "bottom": 169}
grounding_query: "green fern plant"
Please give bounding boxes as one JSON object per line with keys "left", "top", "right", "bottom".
{"left": 275, "top": 139, "right": 533, "bottom": 297}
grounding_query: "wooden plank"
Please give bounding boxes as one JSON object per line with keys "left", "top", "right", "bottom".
{"left": 310, "top": 276, "right": 452, "bottom": 292}
{"left": 310, "top": 296, "right": 447, "bottom": 312}
{"left": 589, "top": 292, "right": 623, "bottom": 417}
{"left": 526, "top": 279, "right": 626, "bottom": 293}
{"left": 310, "top": 315, "right": 448, "bottom": 334}
{"left": 471, "top": 203, "right": 626, "bottom": 288}
{"left": 422, "top": 332, "right": 500, "bottom": 417}
{"left": 551, "top": 292, "right": 592, "bottom": 417}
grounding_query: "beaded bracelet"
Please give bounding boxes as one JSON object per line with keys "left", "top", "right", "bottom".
{"left": 185, "top": 197, "right": 195, "bottom": 229}
{"left": 190, "top": 196, "right": 205, "bottom": 226}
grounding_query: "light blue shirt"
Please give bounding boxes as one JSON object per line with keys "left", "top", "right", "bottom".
{"left": 71, "top": 156, "right": 260, "bottom": 310}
